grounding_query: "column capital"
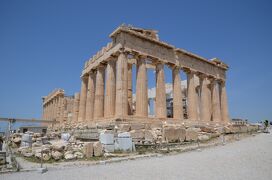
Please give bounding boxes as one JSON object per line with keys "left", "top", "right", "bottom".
{"left": 81, "top": 74, "right": 88, "bottom": 81}
{"left": 116, "top": 48, "right": 130, "bottom": 56}
{"left": 183, "top": 68, "right": 196, "bottom": 75}
{"left": 170, "top": 64, "right": 181, "bottom": 70}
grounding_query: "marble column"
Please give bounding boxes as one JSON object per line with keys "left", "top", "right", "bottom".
{"left": 85, "top": 71, "right": 96, "bottom": 121}
{"left": 200, "top": 76, "right": 211, "bottom": 121}
{"left": 72, "top": 93, "right": 80, "bottom": 122}
{"left": 53, "top": 98, "right": 57, "bottom": 120}
{"left": 49, "top": 101, "right": 53, "bottom": 120}
{"left": 186, "top": 71, "right": 198, "bottom": 120}
{"left": 78, "top": 76, "right": 88, "bottom": 122}
{"left": 211, "top": 79, "right": 222, "bottom": 122}
{"left": 220, "top": 81, "right": 229, "bottom": 122}
{"left": 104, "top": 60, "right": 116, "bottom": 117}
{"left": 56, "top": 96, "right": 62, "bottom": 123}
{"left": 115, "top": 51, "right": 128, "bottom": 116}
{"left": 172, "top": 66, "right": 184, "bottom": 120}
{"left": 136, "top": 56, "right": 148, "bottom": 117}
{"left": 155, "top": 62, "right": 166, "bottom": 118}
{"left": 59, "top": 96, "right": 65, "bottom": 122}
{"left": 128, "top": 64, "right": 133, "bottom": 115}
{"left": 48, "top": 102, "right": 51, "bottom": 120}
{"left": 94, "top": 65, "right": 105, "bottom": 118}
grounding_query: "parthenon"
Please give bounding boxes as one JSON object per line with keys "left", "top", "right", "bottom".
{"left": 42, "top": 25, "right": 230, "bottom": 126}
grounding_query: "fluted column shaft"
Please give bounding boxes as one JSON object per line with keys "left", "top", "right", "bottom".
{"left": 72, "top": 93, "right": 80, "bottom": 122}
{"left": 94, "top": 66, "right": 105, "bottom": 118}
{"left": 85, "top": 71, "right": 96, "bottom": 121}
{"left": 50, "top": 101, "right": 53, "bottom": 120}
{"left": 220, "top": 81, "right": 229, "bottom": 122}
{"left": 104, "top": 60, "right": 116, "bottom": 117}
{"left": 187, "top": 71, "right": 198, "bottom": 120}
{"left": 211, "top": 80, "right": 222, "bottom": 122}
{"left": 172, "top": 67, "right": 184, "bottom": 120}
{"left": 59, "top": 97, "right": 65, "bottom": 122}
{"left": 115, "top": 52, "right": 128, "bottom": 116}
{"left": 136, "top": 57, "right": 148, "bottom": 117}
{"left": 78, "top": 76, "right": 88, "bottom": 122}
{"left": 53, "top": 98, "right": 57, "bottom": 120}
{"left": 155, "top": 62, "right": 166, "bottom": 118}
{"left": 48, "top": 102, "right": 51, "bottom": 120}
{"left": 128, "top": 64, "right": 133, "bottom": 115}
{"left": 200, "top": 76, "right": 211, "bottom": 121}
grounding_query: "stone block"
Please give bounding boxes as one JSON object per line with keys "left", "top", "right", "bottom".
{"left": 145, "top": 130, "right": 157, "bottom": 143}
{"left": 83, "top": 142, "right": 93, "bottom": 158}
{"left": 99, "top": 132, "right": 114, "bottom": 145}
{"left": 93, "top": 142, "right": 103, "bottom": 157}
{"left": 163, "top": 127, "right": 186, "bottom": 143}
{"left": 200, "top": 126, "right": 216, "bottom": 133}
{"left": 185, "top": 128, "right": 198, "bottom": 141}
{"left": 198, "top": 134, "right": 210, "bottom": 142}
{"left": 103, "top": 144, "right": 115, "bottom": 153}
{"left": 130, "top": 123, "right": 145, "bottom": 130}
{"left": 130, "top": 130, "right": 145, "bottom": 140}
{"left": 52, "top": 151, "right": 63, "bottom": 160}
{"left": 115, "top": 137, "right": 133, "bottom": 151}
{"left": 118, "top": 124, "right": 131, "bottom": 132}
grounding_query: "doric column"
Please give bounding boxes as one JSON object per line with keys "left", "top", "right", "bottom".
{"left": 186, "top": 70, "right": 198, "bottom": 120}
{"left": 128, "top": 63, "right": 133, "bottom": 115}
{"left": 85, "top": 71, "right": 96, "bottom": 121}
{"left": 58, "top": 96, "right": 64, "bottom": 123}
{"left": 155, "top": 62, "right": 166, "bottom": 118}
{"left": 211, "top": 79, "right": 222, "bottom": 122}
{"left": 136, "top": 55, "right": 148, "bottom": 117}
{"left": 94, "top": 65, "right": 105, "bottom": 119}
{"left": 56, "top": 96, "right": 62, "bottom": 123}
{"left": 49, "top": 101, "right": 53, "bottom": 120}
{"left": 115, "top": 51, "right": 128, "bottom": 117}
{"left": 72, "top": 93, "right": 80, "bottom": 122}
{"left": 78, "top": 75, "right": 88, "bottom": 122}
{"left": 47, "top": 103, "right": 50, "bottom": 120}
{"left": 200, "top": 75, "right": 211, "bottom": 122}
{"left": 52, "top": 98, "right": 57, "bottom": 120}
{"left": 172, "top": 66, "right": 184, "bottom": 120}
{"left": 220, "top": 80, "right": 230, "bottom": 122}
{"left": 104, "top": 60, "right": 116, "bottom": 118}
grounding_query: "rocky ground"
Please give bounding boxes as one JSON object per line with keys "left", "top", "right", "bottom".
{"left": 2, "top": 130, "right": 272, "bottom": 180}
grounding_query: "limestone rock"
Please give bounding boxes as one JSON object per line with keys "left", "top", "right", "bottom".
{"left": 64, "top": 152, "right": 76, "bottom": 160}
{"left": 130, "top": 130, "right": 145, "bottom": 140}
{"left": 83, "top": 142, "right": 94, "bottom": 158}
{"left": 52, "top": 151, "right": 63, "bottom": 160}
{"left": 145, "top": 130, "right": 157, "bottom": 143}
{"left": 198, "top": 134, "right": 210, "bottom": 142}
{"left": 118, "top": 124, "right": 131, "bottom": 132}
{"left": 42, "top": 153, "right": 51, "bottom": 161}
{"left": 74, "top": 151, "right": 84, "bottom": 159}
{"left": 163, "top": 126, "right": 186, "bottom": 143}
{"left": 13, "top": 137, "right": 21, "bottom": 143}
{"left": 185, "top": 129, "right": 198, "bottom": 141}
{"left": 200, "top": 126, "right": 216, "bottom": 133}
{"left": 130, "top": 123, "right": 145, "bottom": 130}
{"left": 52, "top": 141, "right": 66, "bottom": 151}
{"left": 32, "top": 142, "right": 42, "bottom": 147}
{"left": 93, "top": 142, "right": 103, "bottom": 157}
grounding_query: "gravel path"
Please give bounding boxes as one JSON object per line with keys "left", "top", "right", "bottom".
{"left": 2, "top": 132, "right": 272, "bottom": 180}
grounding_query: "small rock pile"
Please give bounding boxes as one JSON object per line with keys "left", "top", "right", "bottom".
{"left": 13, "top": 131, "right": 104, "bottom": 162}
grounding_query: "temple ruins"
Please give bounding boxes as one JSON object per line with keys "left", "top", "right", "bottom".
{"left": 42, "top": 25, "right": 230, "bottom": 128}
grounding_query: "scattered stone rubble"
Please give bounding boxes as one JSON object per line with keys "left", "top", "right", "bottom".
{"left": 9, "top": 123, "right": 261, "bottom": 163}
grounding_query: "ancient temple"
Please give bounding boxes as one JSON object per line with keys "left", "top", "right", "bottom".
{"left": 42, "top": 25, "right": 230, "bottom": 126}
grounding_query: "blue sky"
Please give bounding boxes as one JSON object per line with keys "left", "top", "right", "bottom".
{"left": 0, "top": 0, "right": 271, "bottom": 128}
